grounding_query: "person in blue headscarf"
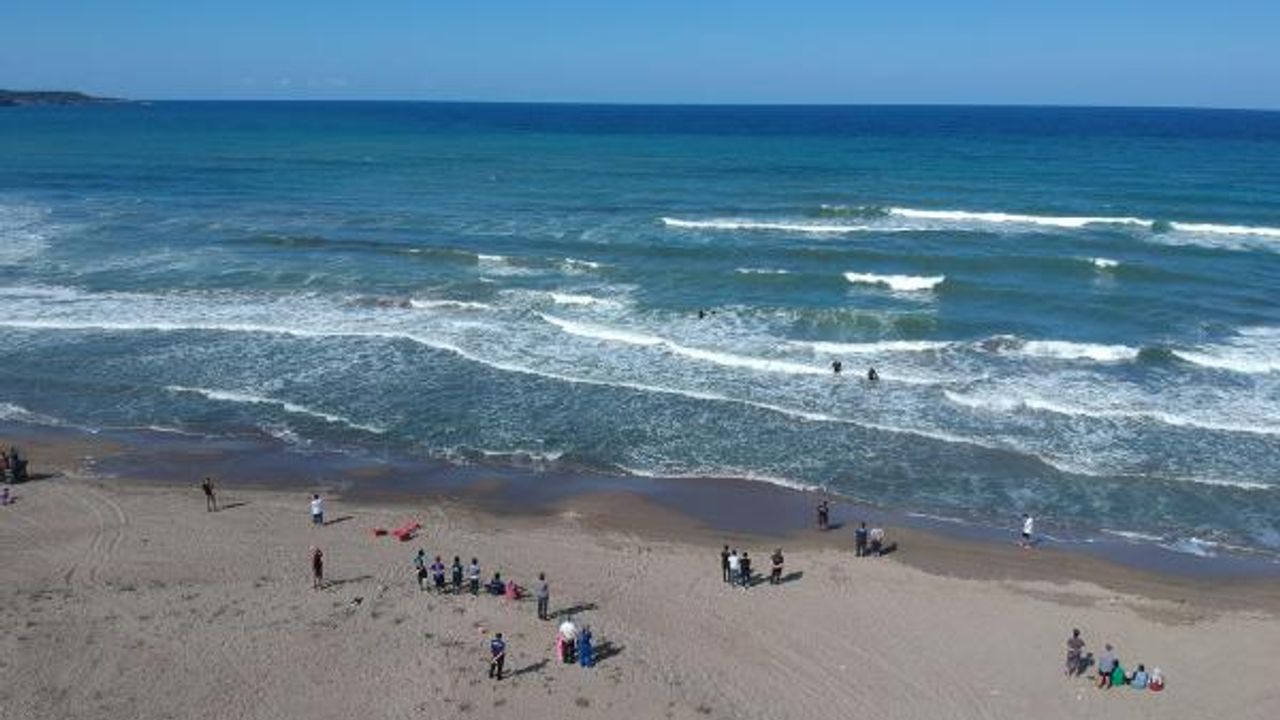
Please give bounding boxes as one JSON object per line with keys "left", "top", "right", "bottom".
{"left": 577, "top": 625, "right": 594, "bottom": 668}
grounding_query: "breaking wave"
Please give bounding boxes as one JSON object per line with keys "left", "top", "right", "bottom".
{"left": 844, "top": 272, "right": 945, "bottom": 292}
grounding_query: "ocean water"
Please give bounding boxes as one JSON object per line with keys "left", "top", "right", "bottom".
{"left": 1, "top": 102, "right": 1278, "bottom": 556}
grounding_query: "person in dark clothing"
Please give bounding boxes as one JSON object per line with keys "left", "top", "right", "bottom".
{"left": 451, "top": 556, "right": 464, "bottom": 593}
{"left": 720, "top": 545, "right": 731, "bottom": 583}
{"left": 468, "top": 558, "right": 481, "bottom": 595}
{"left": 536, "top": 573, "right": 550, "bottom": 620}
{"left": 310, "top": 547, "right": 324, "bottom": 590}
{"left": 488, "top": 633, "right": 506, "bottom": 680}
{"left": 855, "top": 522, "right": 869, "bottom": 557}
{"left": 413, "top": 549, "right": 428, "bottom": 590}
{"left": 430, "top": 556, "right": 447, "bottom": 593}
{"left": 832, "top": 360, "right": 843, "bottom": 374}
{"left": 770, "top": 548, "right": 784, "bottom": 584}
{"left": 867, "top": 367, "right": 880, "bottom": 382}
{"left": 201, "top": 477, "right": 217, "bottom": 512}
{"left": 817, "top": 501, "right": 830, "bottom": 530}
{"left": 739, "top": 552, "right": 752, "bottom": 589}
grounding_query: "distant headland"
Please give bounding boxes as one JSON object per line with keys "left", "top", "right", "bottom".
{"left": 0, "top": 90, "right": 121, "bottom": 106}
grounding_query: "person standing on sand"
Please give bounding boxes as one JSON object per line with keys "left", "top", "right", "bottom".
{"left": 488, "top": 633, "right": 506, "bottom": 680}
{"left": 727, "top": 549, "right": 740, "bottom": 586}
{"left": 855, "top": 522, "right": 868, "bottom": 557}
{"left": 739, "top": 552, "right": 752, "bottom": 589}
{"left": 770, "top": 548, "right": 784, "bottom": 584}
{"left": 431, "top": 556, "right": 446, "bottom": 593}
{"left": 311, "top": 547, "right": 324, "bottom": 589}
{"left": 413, "top": 549, "right": 428, "bottom": 590}
{"left": 201, "top": 477, "right": 217, "bottom": 512}
{"left": 451, "top": 556, "right": 464, "bottom": 593}
{"left": 577, "top": 626, "right": 594, "bottom": 668}
{"left": 1066, "top": 628, "right": 1086, "bottom": 676}
{"left": 720, "top": 545, "right": 730, "bottom": 583}
{"left": 1021, "top": 514, "right": 1034, "bottom": 548}
{"left": 310, "top": 494, "right": 324, "bottom": 526}
{"left": 536, "top": 573, "right": 550, "bottom": 620}
{"left": 817, "top": 501, "right": 830, "bottom": 530}
{"left": 468, "top": 558, "right": 481, "bottom": 595}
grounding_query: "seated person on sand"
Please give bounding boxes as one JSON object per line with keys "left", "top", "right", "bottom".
{"left": 557, "top": 618, "right": 579, "bottom": 663}
{"left": 487, "top": 572, "right": 506, "bottom": 596}
{"left": 503, "top": 578, "right": 525, "bottom": 601}
{"left": 868, "top": 527, "right": 886, "bottom": 555}
{"left": 1128, "top": 664, "right": 1149, "bottom": 689}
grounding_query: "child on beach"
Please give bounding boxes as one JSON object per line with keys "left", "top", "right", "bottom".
{"left": 310, "top": 494, "right": 324, "bottom": 525}
{"left": 720, "top": 545, "right": 730, "bottom": 583}
{"left": 1020, "top": 514, "right": 1034, "bottom": 547}
{"left": 488, "top": 633, "right": 506, "bottom": 680}
{"left": 311, "top": 547, "right": 324, "bottom": 589}
{"left": 855, "top": 522, "right": 868, "bottom": 557}
{"left": 413, "top": 549, "right": 428, "bottom": 590}
{"left": 1066, "top": 628, "right": 1085, "bottom": 675}
{"left": 727, "top": 549, "right": 740, "bottom": 586}
{"left": 739, "top": 552, "right": 752, "bottom": 588}
{"left": 770, "top": 548, "right": 784, "bottom": 584}
{"left": 577, "top": 626, "right": 594, "bottom": 668}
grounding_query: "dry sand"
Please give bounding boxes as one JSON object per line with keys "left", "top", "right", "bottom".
{"left": 2, "top": 450, "right": 1279, "bottom": 720}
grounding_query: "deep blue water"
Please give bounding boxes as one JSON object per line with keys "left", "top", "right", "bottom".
{"left": 1, "top": 102, "right": 1278, "bottom": 557}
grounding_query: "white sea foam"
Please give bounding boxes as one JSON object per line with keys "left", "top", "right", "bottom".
{"left": 562, "top": 257, "right": 603, "bottom": 271}
{"left": 795, "top": 339, "right": 951, "bottom": 355}
{"left": 662, "top": 217, "right": 878, "bottom": 234}
{"left": 1100, "top": 528, "right": 1166, "bottom": 543}
{"left": 540, "top": 314, "right": 829, "bottom": 375}
{"left": 1168, "top": 221, "right": 1280, "bottom": 239}
{"left": 887, "top": 207, "right": 1150, "bottom": 230}
{"left": 545, "top": 292, "right": 616, "bottom": 307}
{"left": 165, "top": 385, "right": 386, "bottom": 434}
{"left": 735, "top": 267, "right": 792, "bottom": 275}
{"left": 944, "top": 390, "right": 1280, "bottom": 438}
{"left": 1172, "top": 327, "right": 1280, "bottom": 375}
{"left": 1017, "top": 340, "right": 1139, "bottom": 363}
{"left": 616, "top": 464, "right": 820, "bottom": 493}
{"left": 1160, "top": 537, "right": 1220, "bottom": 558}
{"left": 844, "top": 272, "right": 945, "bottom": 292}
{"left": 1089, "top": 257, "right": 1119, "bottom": 269}
{"left": 0, "top": 203, "right": 53, "bottom": 265}
{"left": 476, "top": 254, "right": 506, "bottom": 262}
{"left": 408, "top": 299, "right": 494, "bottom": 311}
{"left": 0, "top": 402, "right": 62, "bottom": 426}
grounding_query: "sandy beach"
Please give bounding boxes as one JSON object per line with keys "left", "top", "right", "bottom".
{"left": 1, "top": 434, "right": 1278, "bottom": 720}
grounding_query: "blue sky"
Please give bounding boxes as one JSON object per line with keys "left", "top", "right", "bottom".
{"left": 2, "top": 1, "right": 1278, "bottom": 107}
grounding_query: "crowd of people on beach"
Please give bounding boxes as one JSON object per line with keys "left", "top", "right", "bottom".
{"left": 1064, "top": 628, "right": 1165, "bottom": 693}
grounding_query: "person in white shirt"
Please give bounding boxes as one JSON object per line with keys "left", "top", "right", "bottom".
{"left": 310, "top": 494, "right": 325, "bottom": 525}
{"left": 727, "top": 550, "right": 741, "bottom": 586}
{"left": 1021, "top": 514, "right": 1034, "bottom": 547}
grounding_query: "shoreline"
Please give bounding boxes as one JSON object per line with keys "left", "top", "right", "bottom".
{"left": 5, "top": 419, "right": 1279, "bottom": 612}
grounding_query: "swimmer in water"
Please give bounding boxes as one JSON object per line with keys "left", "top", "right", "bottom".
{"left": 832, "top": 360, "right": 843, "bottom": 374}
{"left": 867, "top": 367, "right": 879, "bottom": 382}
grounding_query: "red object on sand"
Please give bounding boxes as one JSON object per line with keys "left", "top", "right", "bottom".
{"left": 391, "top": 521, "right": 421, "bottom": 541}
{"left": 372, "top": 528, "right": 388, "bottom": 537}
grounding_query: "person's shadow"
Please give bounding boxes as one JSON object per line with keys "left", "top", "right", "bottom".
{"left": 592, "top": 641, "right": 623, "bottom": 665}
{"left": 511, "top": 659, "right": 548, "bottom": 677}
{"left": 324, "top": 515, "right": 354, "bottom": 527}
{"left": 550, "top": 602, "right": 597, "bottom": 619}
{"left": 1075, "top": 653, "right": 1095, "bottom": 677}
{"left": 779, "top": 570, "right": 804, "bottom": 584}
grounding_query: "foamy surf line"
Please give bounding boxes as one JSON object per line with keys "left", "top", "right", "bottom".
{"left": 165, "top": 385, "right": 387, "bottom": 435}
{"left": 844, "top": 271, "right": 945, "bottom": 292}
{"left": 662, "top": 217, "right": 880, "bottom": 234}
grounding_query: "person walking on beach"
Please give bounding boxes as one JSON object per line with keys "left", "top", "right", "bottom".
{"left": 1020, "top": 514, "right": 1034, "bottom": 548}
{"left": 310, "top": 494, "right": 325, "bottom": 526}
{"left": 310, "top": 547, "right": 324, "bottom": 589}
{"left": 536, "top": 572, "right": 550, "bottom": 620}
{"left": 488, "top": 633, "right": 506, "bottom": 680}
{"left": 413, "top": 549, "right": 428, "bottom": 590}
{"left": 720, "top": 545, "right": 730, "bottom": 583}
{"left": 430, "top": 555, "right": 446, "bottom": 593}
{"left": 727, "top": 549, "right": 741, "bottom": 586}
{"left": 855, "top": 522, "right": 868, "bottom": 557}
{"left": 1066, "top": 628, "right": 1086, "bottom": 676}
{"left": 467, "top": 558, "right": 481, "bottom": 595}
{"left": 739, "top": 552, "right": 752, "bottom": 589}
{"left": 816, "top": 501, "right": 830, "bottom": 530}
{"left": 451, "top": 556, "right": 464, "bottom": 594}
{"left": 770, "top": 548, "right": 784, "bottom": 584}
{"left": 201, "top": 477, "right": 217, "bottom": 512}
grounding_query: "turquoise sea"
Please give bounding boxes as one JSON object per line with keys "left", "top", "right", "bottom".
{"left": 1, "top": 103, "right": 1278, "bottom": 557}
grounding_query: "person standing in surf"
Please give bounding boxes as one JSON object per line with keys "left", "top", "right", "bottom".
{"left": 1021, "top": 514, "right": 1035, "bottom": 548}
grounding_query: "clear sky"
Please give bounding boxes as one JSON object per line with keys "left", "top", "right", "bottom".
{"left": 2, "top": 1, "right": 1278, "bottom": 108}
